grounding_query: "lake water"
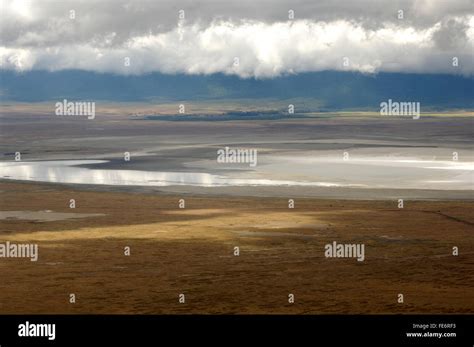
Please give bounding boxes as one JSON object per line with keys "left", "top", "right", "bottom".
{"left": 0, "top": 158, "right": 472, "bottom": 190}
{"left": 0, "top": 160, "right": 363, "bottom": 188}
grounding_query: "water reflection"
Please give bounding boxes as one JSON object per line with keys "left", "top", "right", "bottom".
{"left": 0, "top": 160, "right": 359, "bottom": 187}
{"left": 0, "top": 159, "right": 472, "bottom": 190}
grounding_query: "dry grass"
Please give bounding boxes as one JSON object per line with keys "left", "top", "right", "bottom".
{"left": 0, "top": 181, "right": 473, "bottom": 314}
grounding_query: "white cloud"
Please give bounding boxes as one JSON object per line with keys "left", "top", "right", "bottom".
{"left": 0, "top": 0, "right": 473, "bottom": 77}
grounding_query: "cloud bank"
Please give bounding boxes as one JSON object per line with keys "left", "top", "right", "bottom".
{"left": 0, "top": 0, "right": 473, "bottom": 77}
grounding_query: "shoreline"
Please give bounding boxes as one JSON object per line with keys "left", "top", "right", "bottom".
{"left": 1, "top": 178, "right": 472, "bottom": 201}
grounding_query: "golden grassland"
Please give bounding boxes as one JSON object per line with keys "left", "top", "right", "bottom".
{"left": 0, "top": 181, "right": 473, "bottom": 314}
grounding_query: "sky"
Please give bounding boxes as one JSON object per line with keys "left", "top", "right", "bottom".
{"left": 0, "top": 0, "right": 473, "bottom": 78}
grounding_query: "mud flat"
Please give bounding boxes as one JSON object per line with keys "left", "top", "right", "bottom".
{"left": 1, "top": 112, "right": 473, "bottom": 199}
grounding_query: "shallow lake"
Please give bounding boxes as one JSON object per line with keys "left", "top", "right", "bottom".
{"left": 0, "top": 158, "right": 472, "bottom": 190}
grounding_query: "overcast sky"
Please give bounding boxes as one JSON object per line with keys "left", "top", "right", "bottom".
{"left": 1, "top": 0, "right": 473, "bottom": 77}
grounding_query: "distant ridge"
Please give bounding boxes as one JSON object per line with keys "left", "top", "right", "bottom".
{"left": 1, "top": 70, "right": 473, "bottom": 110}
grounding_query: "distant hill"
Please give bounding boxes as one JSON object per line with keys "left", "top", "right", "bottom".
{"left": 1, "top": 70, "right": 473, "bottom": 110}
